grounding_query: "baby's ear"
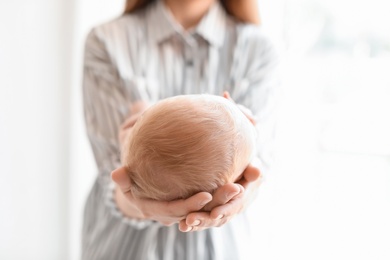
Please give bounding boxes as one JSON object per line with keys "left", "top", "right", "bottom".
{"left": 111, "top": 166, "right": 133, "bottom": 192}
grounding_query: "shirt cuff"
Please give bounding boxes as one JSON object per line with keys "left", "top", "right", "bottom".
{"left": 106, "top": 179, "right": 157, "bottom": 229}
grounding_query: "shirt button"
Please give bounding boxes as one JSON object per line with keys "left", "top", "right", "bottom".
{"left": 186, "top": 60, "right": 194, "bottom": 66}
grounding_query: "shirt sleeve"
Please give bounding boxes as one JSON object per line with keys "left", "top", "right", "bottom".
{"left": 82, "top": 27, "right": 154, "bottom": 228}
{"left": 230, "top": 27, "right": 281, "bottom": 174}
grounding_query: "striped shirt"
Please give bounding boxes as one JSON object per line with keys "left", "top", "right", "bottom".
{"left": 82, "top": 1, "right": 278, "bottom": 259}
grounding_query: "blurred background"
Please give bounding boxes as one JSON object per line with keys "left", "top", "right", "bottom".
{"left": 0, "top": 0, "right": 389, "bottom": 259}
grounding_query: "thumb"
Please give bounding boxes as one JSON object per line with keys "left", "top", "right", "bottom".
{"left": 111, "top": 166, "right": 132, "bottom": 193}
{"left": 222, "top": 91, "right": 234, "bottom": 102}
{"left": 236, "top": 164, "right": 261, "bottom": 189}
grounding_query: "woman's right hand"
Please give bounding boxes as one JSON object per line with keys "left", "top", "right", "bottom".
{"left": 178, "top": 160, "right": 262, "bottom": 232}
{"left": 112, "top": 166, "right": 213, "bottom": 226}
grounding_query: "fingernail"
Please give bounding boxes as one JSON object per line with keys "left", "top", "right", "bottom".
{"left": 192, "top": 220, "right": 200, "bottom": 226}
{"left": 216, "top": 214, "right": 224, "bottom": 220}
{"left": 227, "top": 191, "right": 239, "bottom": 199}
{"left": 200, "top": 199, "right": 210, "bottom": 207}
{"left": 184, "top": 226, "right": 193, "bottom": 232}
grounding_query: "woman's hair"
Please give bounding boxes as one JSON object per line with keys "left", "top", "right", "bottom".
{"left": 124, "top": 0, "right": 154, "bottom": 13}
{"left": 123, "top": 0, "right": 260, "bottom": 25}
{"left": 122, "top": 94, "right": 256, "bottom": 201}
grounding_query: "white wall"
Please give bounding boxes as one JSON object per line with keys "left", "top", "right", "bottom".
{"left": 0, "top": 0, "right": 122, "bottom": 259}
{"left": 252, "top": 1, "right": 390, "bottom": 259}
{"left": 0, "top": 1, "right": 72, "bottom": 259}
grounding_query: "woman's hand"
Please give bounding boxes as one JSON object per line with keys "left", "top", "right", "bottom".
{"left": 112, "top": 166, "right": 213, "bottom": 226}
{"left": 178, "top": 160, "right": 262, "bottom": 232}
{"left": 177, "top": 92, "right": 262, "bottom": 232}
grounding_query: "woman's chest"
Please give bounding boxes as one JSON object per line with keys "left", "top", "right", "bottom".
{"left": 115, "top": 34, "right": 239, "bottom": 102}
{"left": 154, "top": 43, "right": 231, "bottom": 98}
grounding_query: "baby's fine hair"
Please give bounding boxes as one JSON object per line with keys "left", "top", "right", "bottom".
{"left": 123, "top": 94, "right": 257, "bottom": 201}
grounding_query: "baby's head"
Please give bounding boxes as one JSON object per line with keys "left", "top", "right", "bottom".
{"left": 122, "top": 94, "right": 257, "bottom": 201}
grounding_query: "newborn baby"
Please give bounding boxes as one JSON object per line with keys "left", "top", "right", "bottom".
{"left": 121, "top": 94, "right": 257, "bottom": 201}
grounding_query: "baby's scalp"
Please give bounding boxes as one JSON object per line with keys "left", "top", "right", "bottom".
{"left": 124, "top": 94, "right": 257, "bottom": 201}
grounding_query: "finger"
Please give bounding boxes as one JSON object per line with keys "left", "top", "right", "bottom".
{"left": 180, "top": 221, "right": 204, "bottom": 233}
{"left": 131, "top": 101, "right": 149, "bottom": 114}
{"left": 202, "top": 183, "right": 241, "bottom": 211}
{"left": 185, "top": 211, "right": 231, "bottom": 230}
{"left": 120, "top": 114, "right": 140, "bottom": 130}
{"left": 111, "top": 166, "right": 132, "bottom": 193}
{"left": 187, "top": 186, "right": 243, "bottom": 224}
{"left": 185, "top": 211, "right": 210, "bottom": 227}
{"left": 186, "top": 225, "right": 211, "bottom": 232}
{"left": 222, "top": 91, "right": 233, "bottom": 101}
{"left": 236, "top": 164, "right": 262, "bottom": 189}
{"left": 129, "top": 192, "right": 211, "bottom": 223}
{"left": 179, "top": 219, "right": 194, "bottom": 232}
{"left": 133, "top": 198, "right": 180, "bottom": 221}
{"left": 119, "top": 114, "right": 141, "bottom": 147}
{"left": 121, "top": 101, "right": 149, "bottom": 129}
{"left": 209, "top": 189, "right": 245, "bottom": 220}
{"left": 164, "top": 192, "right": 212, "bottom": 217}
{"left": 197, "top": 216, "right": 230, "bottom": 229}
{"left": 181, "top": 212, "right": 212, "bottom": 232}
{"left": 243, "top": 164, "right": 261, "bottom": 182}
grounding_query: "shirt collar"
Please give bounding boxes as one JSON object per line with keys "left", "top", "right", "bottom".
{"left": 146, "top": 0, "right": 227, "bottom": 47}
{"left": 195, "top": 1, "right": 227, "bottom": 48}
{"left": 146, "top": 0, "right": 179, "bottom": 44}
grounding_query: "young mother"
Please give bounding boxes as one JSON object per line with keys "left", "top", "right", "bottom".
{"left": 82, "top": 0, "right": 278, "bottom": 259}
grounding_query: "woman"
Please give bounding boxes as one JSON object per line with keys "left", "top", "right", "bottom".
{"left": 82, "top": 0, "right": 278, "bottom": 259}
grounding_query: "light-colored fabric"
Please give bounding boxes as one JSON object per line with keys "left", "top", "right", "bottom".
{"left": 82, "top": 1, "right": 278, "bottom": 259}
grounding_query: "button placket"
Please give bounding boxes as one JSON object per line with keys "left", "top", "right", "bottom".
{"left": 184, "top": 38, "right": 196, "bottom": 67}
{"left": 183, "top": 37, "right": 197, "bottom": 93}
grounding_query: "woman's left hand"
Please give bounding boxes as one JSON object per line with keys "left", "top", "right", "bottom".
{"left": 177, "top": 92, "right": 262, "bottom": 232}
{"left": 178, "top": 160, "right": 262, "bottom": 232}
